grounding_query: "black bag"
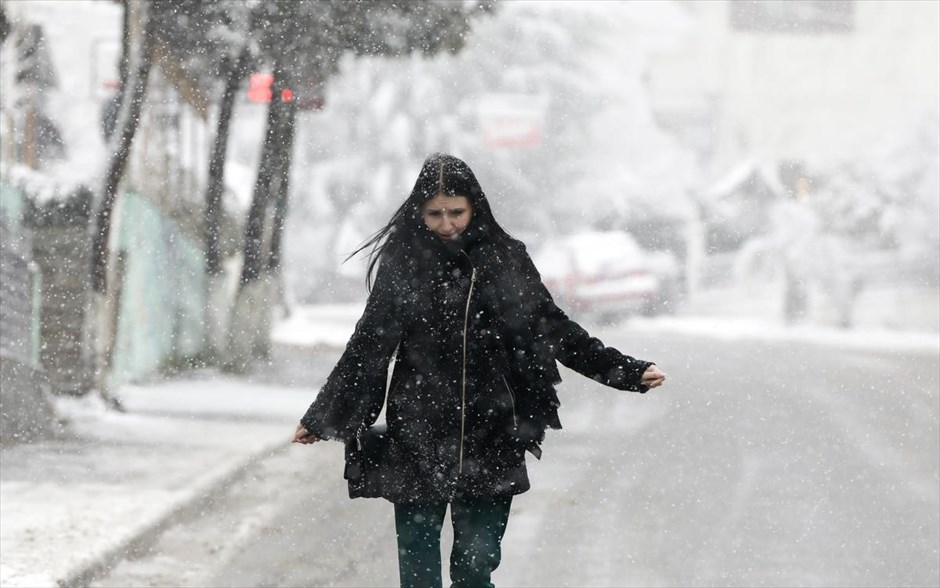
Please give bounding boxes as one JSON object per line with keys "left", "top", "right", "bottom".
{"left": 343, "top": 345, "right": 398, "bottom": 499}
{"left": 344, "top": 424, "right": 390, "bottom": 499}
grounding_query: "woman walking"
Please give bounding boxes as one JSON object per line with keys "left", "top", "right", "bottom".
{"left": 293, "top": 153, "right": 666, "bottom": 588}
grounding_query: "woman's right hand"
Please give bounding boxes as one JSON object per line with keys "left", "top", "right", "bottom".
{"left": 641, "top": 364, "right": 666, "bottom": 389}
{"left": 292, "top": 424, "right": 321, "bottom": 444}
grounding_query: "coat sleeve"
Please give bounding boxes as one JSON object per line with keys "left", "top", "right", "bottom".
{"left": 516, "top": 243, "right": 654, "bottom": 393}
{"left": 299, "top": 256, "right": 408, "bottom": 440}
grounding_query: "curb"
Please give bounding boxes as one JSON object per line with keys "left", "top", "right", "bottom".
{"left": 58, "top": 438, "right": 290, "bottom": 588}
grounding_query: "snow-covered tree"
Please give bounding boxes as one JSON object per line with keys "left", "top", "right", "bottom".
{"left": 734, "top": 109, "right": 940, "bottom": 326}
{"left": 284, "top": 1, "right": 696, "bottom": 300}
{"left": 814, "top": 109, "right": 940, "bottom": 255}
{"left": 10, "top": 22, "right": 65, "bottom": 168}
{"left": 224, "top": 0, "right": 490, "bottom": 370}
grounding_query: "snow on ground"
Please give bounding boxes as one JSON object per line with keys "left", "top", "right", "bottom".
{"left": 3, "top": 303, "right": 933, "bottom": 587}
{"left": 272, "top": 302, "right": 940, "bottom": 355}
{"left": 629, "top": 316, "right": 940, "bottom": 355}
{"left": 0, "top": 377, "right": 314, "bottom": 588}
{"left": 271, "top": 303, "right": 365, "bottom": 348}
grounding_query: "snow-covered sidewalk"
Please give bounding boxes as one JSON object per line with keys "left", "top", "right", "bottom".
{"left": 0, "top": 376, "right": 316, "bottom": 588}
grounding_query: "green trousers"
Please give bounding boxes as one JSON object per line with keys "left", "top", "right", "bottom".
{"left": 394, "top": 496, "right": 513, "bottom": 588}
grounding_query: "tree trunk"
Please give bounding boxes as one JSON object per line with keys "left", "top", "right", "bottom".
{"left": 23, "top": 92, "right": 36, "bottom": 168}
{"left": 87, "top": 0, "right": 154, "bottom": 401}
{"left": 239, "top": 70, "right": 287, "bottom": 287}
{"left": 266, "top": 98, "right": 296, "bottom": 278}
{"left": 783, "top": 263, "right": 806, "bottom": 325}
{"left": 224, "top": 65, "right": 289, "bottom": 372}
{"left": 0, "top": 6, "right": 11, "bottom": 46}
{"left": 90, "top": 0, "right": 154, "bottom": 294}
{"left": 253, "top": 93, "right": 297, "bottom": 359}
{"left": 118, "top": 0, "right": 130, "bottom": 87}
{"left": 203, "top": 45, "right": 249, "bottom": 361}
{"left": 205, "top": 45, "right": 249, "bottom": 277}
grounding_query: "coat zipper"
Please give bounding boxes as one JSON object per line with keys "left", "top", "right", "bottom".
{"left": 458, "top": 255, "right": 477, "bottom": 475}
{"left": 501, "top": 374, "right": 518, "bottom": 428}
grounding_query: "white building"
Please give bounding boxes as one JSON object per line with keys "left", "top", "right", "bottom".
{"left": 647, "top": 0, "right": 940, "bottom": 177}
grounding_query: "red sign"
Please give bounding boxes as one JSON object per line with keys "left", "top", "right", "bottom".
{"left": 247, "top": 73, "right": 322, "bottom": 109}
{"left": 247, "top": 73, "right": 274, "bottom": 103}
{"left": 477, "top": 93, "right": 549, "bottom": 149}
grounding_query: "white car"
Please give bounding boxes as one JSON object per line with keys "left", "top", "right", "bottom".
{"left": 531, "top": 231, "right": 678, "bottom": 321}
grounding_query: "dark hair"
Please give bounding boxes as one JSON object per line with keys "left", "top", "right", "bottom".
{"left": 349, "top": 153, "right": 514, "bottom": 288}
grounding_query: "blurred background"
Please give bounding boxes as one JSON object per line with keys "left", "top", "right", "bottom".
{"left": 2, "top": 1, "right": 938, "bottom": 401}
{"left": 2, "top": 0, "right": 938, "bottom": 434}
{"left": 0, "top": 2, "right": 937, "bottom": 585}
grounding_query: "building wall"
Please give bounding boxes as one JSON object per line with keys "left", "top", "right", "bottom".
{"left": 0, "top": 184, "right": 39, "bottom": 367}
{"left": 110, "top": 191, "right": 208, "bottom": 388}
{"left": 648, "top": 0, "right": 940, "bottom": 174}
{"left": 30, "top": 216, "right": 92, "bottom": 395}
{"left": 3, "top": 182, "right": 211, "bottom": 396}
{"left": 0, "top": 183, "right": 55, "bottom": 444}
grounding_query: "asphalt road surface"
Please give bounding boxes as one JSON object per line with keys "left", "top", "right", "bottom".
{"left": 95, "top": 332, "right": 939, "bottom": 587}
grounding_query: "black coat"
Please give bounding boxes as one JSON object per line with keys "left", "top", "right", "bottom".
{"left": 300, "top": 226, "right": 653, "bottom": 505}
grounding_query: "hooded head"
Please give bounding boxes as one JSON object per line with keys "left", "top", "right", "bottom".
{"left": 399, "top": 153, "right": 498, "bottom": 245}
{"left": 354, "top": 153, "right": 513, "bottom": 287}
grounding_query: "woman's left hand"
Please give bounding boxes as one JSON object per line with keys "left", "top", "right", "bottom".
{"left": 641, "top": 365, "right": 666, "bottom": 389}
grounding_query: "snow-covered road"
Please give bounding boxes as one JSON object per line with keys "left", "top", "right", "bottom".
{"left": 95, "top": 332, "right": 939, "bottom": 587}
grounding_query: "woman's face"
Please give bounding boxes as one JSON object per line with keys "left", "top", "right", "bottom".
{"left": 421, "top": 193, "right": 473, "bottom": 241}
